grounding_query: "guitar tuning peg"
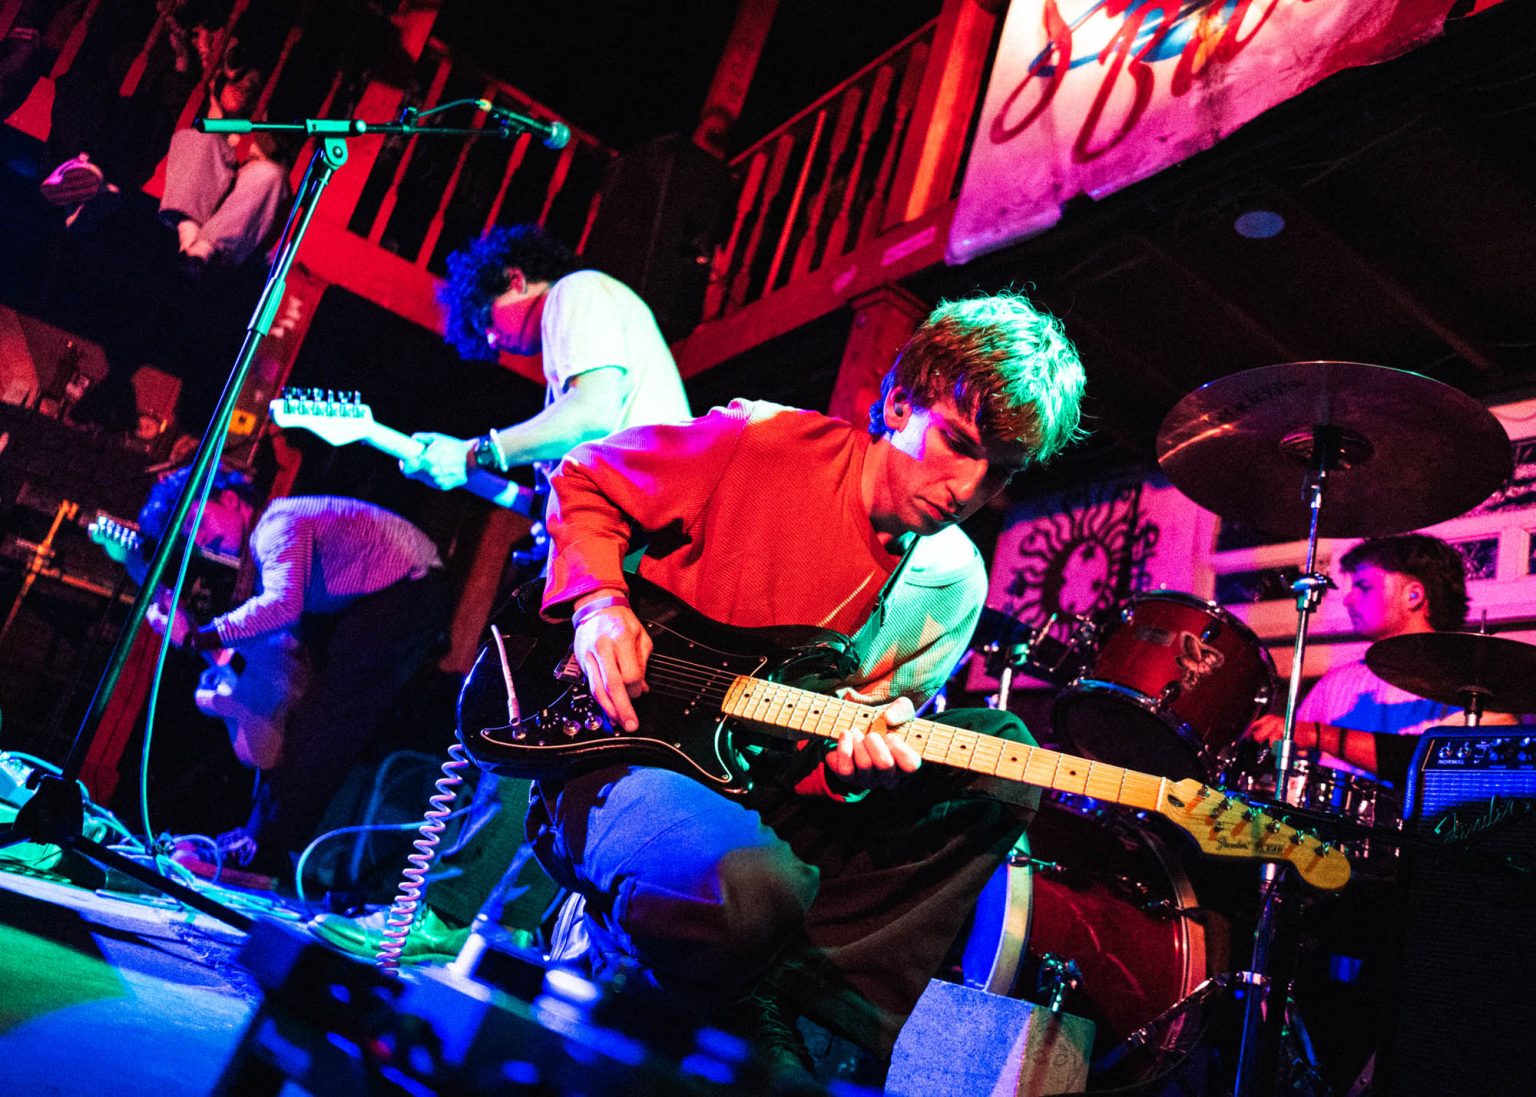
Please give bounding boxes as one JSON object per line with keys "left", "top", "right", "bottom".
{"left": 1242, "top": 807, "right": 1260, "bottom": 822}
{"left": 1316, "top": 842, "right": 1334, "bottom": 857}
{"left": 1266, "top": 819, "right": 1283, "bottom": 833}
{"left": 1290, "top": 830, "right": 1309, "bottom": 846}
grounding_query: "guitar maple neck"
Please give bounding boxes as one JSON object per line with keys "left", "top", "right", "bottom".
{"left": 721, "top": 678, "right": 1166, "bottom": 811}
{"left": 357, "top": 423, "right": 420, "bottom": 461}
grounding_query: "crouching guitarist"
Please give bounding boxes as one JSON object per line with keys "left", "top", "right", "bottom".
{"left": 511, "top": 292, "right": 1088, "bottom": 1078}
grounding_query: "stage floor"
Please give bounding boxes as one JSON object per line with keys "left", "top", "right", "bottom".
{"left": 0, "top": 865, "right": 270, "bottom": 1096}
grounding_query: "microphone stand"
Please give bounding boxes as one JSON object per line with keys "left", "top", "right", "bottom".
{"left": 0, "top": 108, "right": 552, "bottom": 930}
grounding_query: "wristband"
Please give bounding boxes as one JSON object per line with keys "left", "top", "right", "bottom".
{"left": 572, "top": 593, "right": 629, "bottom": 629}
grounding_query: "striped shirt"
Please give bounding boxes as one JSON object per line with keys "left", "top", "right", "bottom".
{"left": 214, "top": 496, "right": 441, "bottom": 646}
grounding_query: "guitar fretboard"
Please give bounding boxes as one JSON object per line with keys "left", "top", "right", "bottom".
{"left": 721, "top": 677, "right": 1167, "bottom": 811}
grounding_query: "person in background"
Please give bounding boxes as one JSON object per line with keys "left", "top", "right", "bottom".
{"left": 1245, "top": 532, "right": 1514, "bottom": 785}
{"left": 142, "top": 466, "right": 449, "bottom": 889}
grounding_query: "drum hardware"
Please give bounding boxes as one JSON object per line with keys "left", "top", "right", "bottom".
{"left": 1035, "top": 953, "right": 1083, "bottom": 1011}
{"left": 1156, "top": 361, "right": 1512, "bottom": 1096}
{"left": 1006, "top": 850, "right": 1063, "bottom": 875}
{"left": 974, "top": 607, "right": 1100, "bottom": 710}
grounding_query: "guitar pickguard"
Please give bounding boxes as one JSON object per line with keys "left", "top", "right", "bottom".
{"left": 456, "top": 577, "right": 854, "bottom": 790}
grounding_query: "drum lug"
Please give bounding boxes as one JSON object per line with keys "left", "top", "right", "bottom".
{"left": 1035, "top": 953, "right": 1084, "bottom": 1012}
{"left": 1158, "top": 681, "right": 1182, "bottom": 709}
{"left": 1009, "top": 852, "right": 1064, "bottom": 877}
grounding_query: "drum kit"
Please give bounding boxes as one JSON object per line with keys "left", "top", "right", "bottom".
{"left": 960, "top": 361, "right": 1523, "bottom": 1090}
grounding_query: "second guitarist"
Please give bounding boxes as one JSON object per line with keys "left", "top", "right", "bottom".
{"left": 310, "top": 224, "right": 691, "bottom": 962}
{"left": 142, "top": 467, "right": 449, "bottom": 888}
{"left": 399, "top": 223, "right": 690, "bottom": 496}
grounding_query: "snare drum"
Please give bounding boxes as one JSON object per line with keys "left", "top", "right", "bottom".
{"left": 1053, "top": 592, "right": 1277, "bottom": 780}
{"left": 1235, "top": 755, "right": 1400, "bottom": 869}
{"left": 951, "top": 798, "right": 1222, "bottom": 1056}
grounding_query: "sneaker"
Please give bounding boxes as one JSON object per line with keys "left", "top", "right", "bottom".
{"left": 64, "top": 183, "right": 120, "bottom": 232}
{"left": 40, "top": 153, "right": 104, "bottom": 207}
{"left": 715, "top": 988, "right": 818, "bottom": 1086}
{"left": 309, "top": 906, "right": 469, "bottom": 965}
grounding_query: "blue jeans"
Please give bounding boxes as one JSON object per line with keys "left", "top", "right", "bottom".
{"left": 530, "top": 707, "right": 1037, "bottom": 1054}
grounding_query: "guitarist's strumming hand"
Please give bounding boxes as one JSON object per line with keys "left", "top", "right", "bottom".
{"left": 146, "top": 591, "right": 194, "bottom": 649}
{"left": 400, "top": 432, "right": 473, "bottom": 491}
{"left": 826, "top": 695, "right": 923, "bottom": 791}
{"left": 572, "top": 591, "right": 652, "bottom": 732}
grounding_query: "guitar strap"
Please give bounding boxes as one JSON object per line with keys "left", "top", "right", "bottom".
{"left": 844, "top": 532, "right": 920, "bottom": 670}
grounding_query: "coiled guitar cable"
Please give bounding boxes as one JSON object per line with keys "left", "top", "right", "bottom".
{"left": 376, "top": 626, "right": 519, "bottom": 972}
{"left": 375, "top": 741, "right": 471, "bottom": 972}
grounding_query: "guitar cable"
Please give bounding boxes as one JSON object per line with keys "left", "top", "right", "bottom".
{"left": 375, "top": 740, "right": 472, "bottom": 972}
{"left": 376, "top": 624, "right": 521, "bottom": 970}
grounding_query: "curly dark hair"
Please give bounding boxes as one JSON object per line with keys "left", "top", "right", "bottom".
{"left": 1340, "top": 533, "right": 1469, "bottom": 631}
{"left": 138, "top": 465, "right": 255, "bottom": 545}
{"left": 438, "top": 224, "right": 578, "bottom": 360}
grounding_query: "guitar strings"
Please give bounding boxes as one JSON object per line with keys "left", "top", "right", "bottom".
{"left": 556, "top": 650, "right": 1331, "bottom": 868}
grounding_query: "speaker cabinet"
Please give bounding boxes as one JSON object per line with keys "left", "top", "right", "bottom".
{"left": 579, "top": 135, "right": 736, "bottom": 343}
{"left": 1378, "top": 729, "right": 1536, "bottom": 1096}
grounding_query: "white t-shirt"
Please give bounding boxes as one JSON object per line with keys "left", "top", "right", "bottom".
{"left": 539, "top": 270, "right": 691, "bottom": 438}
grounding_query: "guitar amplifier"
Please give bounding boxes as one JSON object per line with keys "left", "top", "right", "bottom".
{"left": 1377, "top": 727, "right": 1536, "bottom": 1097}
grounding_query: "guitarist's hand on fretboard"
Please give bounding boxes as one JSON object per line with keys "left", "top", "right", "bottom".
{"left": 825, "top": 695, "right": 923, "bottom": 791}
{"left": 399, "top": 432, "right": 473, "bottom": 491}
{"left": 146, "top": 595, "right": 195, "bottom": 649}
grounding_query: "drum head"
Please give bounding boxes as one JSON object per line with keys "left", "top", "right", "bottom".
{"left": 1054, "top": 690, "right": 1207, "bottom": 780}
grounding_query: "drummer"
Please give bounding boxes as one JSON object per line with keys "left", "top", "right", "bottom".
{"left": 1246, "top": 533, "right": 1514, "bottom": 784}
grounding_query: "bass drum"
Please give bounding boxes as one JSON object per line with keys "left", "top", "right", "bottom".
{"left": 954, "top": 797, "right": 1225, "bottom": 1056}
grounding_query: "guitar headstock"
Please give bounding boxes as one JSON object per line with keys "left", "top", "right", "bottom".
{"left": 269, "top": 387, "right": 378, "bottom": 446}
{"left": 89, "top": 513, "right": 143, "bottom": 563}
{"left": 1158, "top": 778, "right": 1352, "bottom": 891}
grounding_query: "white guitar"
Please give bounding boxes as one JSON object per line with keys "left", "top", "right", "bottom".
{"left": 268, "top": 388, "right": 541, "bottom": 515}
{"left": 89, "top": 515, "right": 308, "bottom": 771}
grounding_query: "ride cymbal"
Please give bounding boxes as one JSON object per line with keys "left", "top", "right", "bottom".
{"left": 1157, "top": 361, "right": 1510, "bottom": 538}
{"left": 1366, "top": 631, "right": 1536, "bottom": 713}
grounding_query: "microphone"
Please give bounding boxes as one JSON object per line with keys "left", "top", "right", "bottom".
{"left": 475, "top": 100, "right": 570, "bottom": 150}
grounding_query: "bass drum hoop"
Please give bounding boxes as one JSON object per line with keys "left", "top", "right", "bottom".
{"left": 959, "top": 802, "right": 1209, "bottom": 1041}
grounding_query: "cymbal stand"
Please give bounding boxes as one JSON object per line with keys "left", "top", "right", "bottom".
{"left": 985, "top": 612, "right": 1057, "bottom": 712}
{"left": 1233, "top": 425, "right": 1347, "bottom": 1097}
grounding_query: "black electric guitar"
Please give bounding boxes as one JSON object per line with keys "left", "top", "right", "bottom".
{"left": 457, "top": 577, "right": 1352, "bottom": 892}
{"left": 269, "top": 387, "right": 541, "bottom": 515}
{"left": 89, "top": 515, "right": 309, "bottom": 770}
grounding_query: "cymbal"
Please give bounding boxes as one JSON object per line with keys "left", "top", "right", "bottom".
{"left": 1366, "top": 632, "right": 1536, "bottom": 713}
{"left": 1157, "top": 362, "right": 1511, "bottom": 538}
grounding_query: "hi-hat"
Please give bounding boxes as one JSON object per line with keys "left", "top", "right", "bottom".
{"left": 1366, "top": 631, "right": 1536, "bottom": 714}
{"left": 1157, "top": 361, "right": 1511, "bottom": 538}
